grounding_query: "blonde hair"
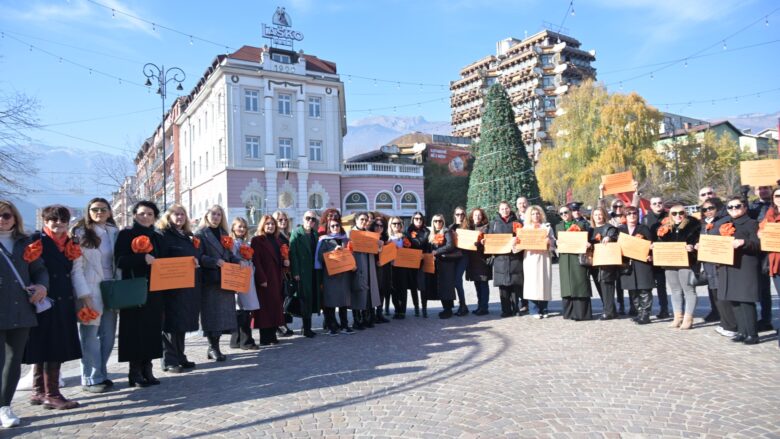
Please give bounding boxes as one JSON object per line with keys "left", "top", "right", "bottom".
{"left": 199, "top": 204, "right": 229, "bottom": 234}
{"left": 669, "top": 204, "right": 690, "bottom": 229}
{"left": 388, "top": 216, "right": 405, "bottom": 239}
{"left": 428, "top": 214, "right": 446, "bottom": 243}
{"left": 272, "top": 210, "right": 291, "bottom": 235}
{"left": 0, "top": 200, "right": 26, "bottom": 239}
{"left": 230, "top": 217, "right": 249, "bottom": 240}
{"left": 156, "top": 204, "right": 192, "bottom": 234}
{"left": 254, "top": 214, "right": 279, "bottom": 238}
{"left": 526, "top": 205, "right": 547, "bottom": 224}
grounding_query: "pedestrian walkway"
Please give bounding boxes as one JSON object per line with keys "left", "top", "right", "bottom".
{"left": 8, "top": 268, "right": 780, "bottom": 438}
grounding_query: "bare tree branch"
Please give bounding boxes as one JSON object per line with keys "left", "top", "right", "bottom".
{"left": 0, "top": 92, "right": 40, "bottom": 197}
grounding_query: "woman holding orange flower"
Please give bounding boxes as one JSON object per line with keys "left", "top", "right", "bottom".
{"left": 251, "top": 215, "right": 286, "bottom": 345}
{"left": 228, "top": 217, "right": 260, "bottom": 350}
{"left": 698, "top": 197, "right": 738, "bottom": 337}
{"left": 194, "top": 205, "right": 241, "bottom": 362}
{"left": 618, "top": 206, "right": 654, "bottom": 325}
{"left": 555, "top": 205, "right": 592, "bottom": 321}
{"left": 718, "top": 195, "right": 761, "bottom": 344}
{"left": 465, "top": 208, "right": 491, "bottom": 315}
{"left": 114, "top": 200, "right": 167, "bottom": 387}
{"left": 590, "top": 207, "right": 620, "bottom": 320}
{"left": 388, "top": 216, "right": 411, "bottom": 319}
{"left": 23, "top": 205, "right": 83, "bottom": 409}
{"left": 407, "top": 211, "right": 430, "bottom": 317}
{"left": 429, "top": 214, "right": 460, "bottom": 319}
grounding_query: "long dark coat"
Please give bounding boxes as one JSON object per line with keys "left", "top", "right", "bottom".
{"left": 618, "top": 224, "right": 654, "bottom": 290}
{"left": 289, "top": 225, "right": 321, "bottom": 316}
{"left": 115, "top": 222, "right": 167, "bottom": 362}
{"left": 0, "top": 234, "right": 48, "bottom": 331}
{"left": 251, "top": 234, "right": 285, "bottom": 328}
{"left": 431, "top": 230, "right": 459, "bottom": 301}
{"left": 407, "top": 225, "right": 430, "bottom": 293}
{"left": 555, "top": 223, "right": 591, "bottom": 298}
{"left": 23, "top": 233, "right": 81, "bottom": 364}
{"left": 465, "top": 224, "right": 491, "bottom": 282}
{"left": 700, "top": 215, "right": 727, "bottom": 289}
{"left": 488, "top": 213, "right": 523, "bottom": 287}
{"left": 317, "top": 236, "right": 352, "bottom": 307}
{"left": 194, "top": 226, "right": 239, "bottom": 333}
{"left": 592, "top": 224, "right": 620, "bottom": 282}
{"left": 158, "top": 227, "right": 201, "bottom": 333}
{"left": 717, "top": 214, "right": 761, "bottom": 302}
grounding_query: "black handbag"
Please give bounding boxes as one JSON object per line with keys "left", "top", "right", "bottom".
{"left": 283, "top": 273, "right": 298, "bottom": 297}
{"left": 578, "top": 248, "right": 593, "bottom": 267}
{"left": 687, "top": 264, "right": 708, "bottom": 287}
{"left": 100, "top": 278, "right": 148, "bottom": 309}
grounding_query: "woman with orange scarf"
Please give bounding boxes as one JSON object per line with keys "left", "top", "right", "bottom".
{"left": 556, "top": 205, "right": 592, "bottom": 321}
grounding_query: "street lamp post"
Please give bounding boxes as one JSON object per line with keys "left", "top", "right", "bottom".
{"left": 143, "top": 63, "right": 185, "bottom": 211}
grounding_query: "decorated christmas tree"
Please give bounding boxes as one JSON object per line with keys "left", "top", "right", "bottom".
{"left": 466, "top": 83, "right": 540, "bottom": 212}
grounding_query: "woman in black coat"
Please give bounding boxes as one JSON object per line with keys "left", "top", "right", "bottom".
{"left": 430, "top": 214, "right": 460, "bottom": 319}
{"left": 449, "top": 207, "right": 469, "bottom": 316}
{"left": 23, "top": 205, "right": 81, "bottom": 410}
{"left": 698, "top": 198, "right": 738, "bottom": 337}
{"left": 368, "top": 217, "right": 391, "bottom": 324}
{"left": 407, "top": 212, "right": 430, "bottom": 317}
{"left": 590, "top": 207, "right": 620, "bottom": 320}
{"left": 488, "top": 201, "right": 523, "bottom": 317}
{"left": 115, "top": 201, "right": 167, "bottom": 387}
{"left": 388, "top": 217, "right": 411, "bottom": 319}
{"left": 718, "top": 196, "right": 762, "bottom": 344}
{"left": 156, "top": 204, "right": 201, "bottom": 373}
{"left": 618, "top": 206, "right": 654, "bottom": 325}
{"left": 465, "top": 208, "right": 491, "bottom": 315}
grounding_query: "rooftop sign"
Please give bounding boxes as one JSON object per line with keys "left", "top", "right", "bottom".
{"left": 262, "top": 7, "right": 304, "bottom": 48}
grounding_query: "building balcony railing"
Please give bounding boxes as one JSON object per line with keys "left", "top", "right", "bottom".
{"left": 342, "top": 162, "right": 423, "bottom": 177}
{"left": 276, "top": 159, "right": 299, "bottom": 170}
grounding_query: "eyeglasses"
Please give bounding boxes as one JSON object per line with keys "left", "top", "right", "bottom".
{"left": 726, "top": 204, "right": 743, "bottom": 210}
{"left": 375, "top": 223, "right": 384, "bottom": 228}
{"left": 774, "top": 194, "right": 780, "bottom": 198}
{"left": 702, "top": 206, "right": 716, "bottom": 212}
{"left": 433, "top": 219, "right": 443, "bottom": 223}
{"left": 651, "top": 201, "right": 663, "bottom": 205}
{"left": 90, "top": 207, "right": 109, "bottom": 213}
{"left": 559, "top": 210, "right": 570, "bottom": 215}
{"left": 626, "top": 212, "right": 638, "bottom": 216}
{"left": 305, "top": 216, "right": 317, "bottom": 222}
{"left": 669, "top": 211, "right": 685, "bottom": 216}
{"left": 0, "top": 213, "right": 13, "bottom": 221}
{"left": 700, "top": 191, "right": 714, "bottom": 197}
{"left": 46, "top": 217, "right": 69, "bottom": 224}
{"left": 612, "top": 204, "right": 624, "bottom": 208}
{"left": 454, "top": 212, "right": 465, "bottom": 216}
{"left": 391, "top": 222, "right": 402, "bottom": 226}
{"left": 277, "top": 218, "right": 288, "bottom": 222}
{"left": 413, "top": 217, "right": 423, "bottom": 221}
{"left": 329, "top": 224, "right": 340, "bottom": 228}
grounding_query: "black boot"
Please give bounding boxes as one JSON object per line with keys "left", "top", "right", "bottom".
{"left": 207, "top": 335, "right": 226, "bottom": 362}
{"left": 352, "top": 310, "right": 365, "bottom": 330}
{"left": 455, "top": 304, "right": 469, "bottom": 316}
{"left": 142, "top": 360, "right": 160, "bottom": 385}
{"left": 375, "top": 306, "right": 390, "bottom": 323}
{"left": 128, "top": 361, "right": 150, "bottom": 388}
{"left": 363, "top": 309, "right": 375, "bottom": 328}
{"left": 636, "top": 291, "right": 652, "bottom": 325}
{"left": 302, "top": 318, "right": 316, "bottom": 338}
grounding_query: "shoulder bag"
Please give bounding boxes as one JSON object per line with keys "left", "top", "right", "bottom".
{"left": 100, "top": 233, "right": 148, "bottom": 309}
{"left": 578, "top": 247, "right": 593, "bottom": 267}
{"left": 687, "top": 263, "right": 708, "bottom": 287}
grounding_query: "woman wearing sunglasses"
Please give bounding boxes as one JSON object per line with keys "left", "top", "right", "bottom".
{"left": 316, "top": 219, "right": 353, "bottom": 335}
{"left": 387, "top": 217, "right": 410, "bottom": 319}
{"left": 449, "top": 207, "right": 469, "bottom": 316}
{"left": 464, "top": 208, "right": 491, "bottom": 315}
{"left": 407, "top": 212, "right": 430, "bottom": 317}
{"left": 655, "top": 204, "right": 701, "bottom": 330}
{"left": 618, "top": 206, "right": 654, "bottom": 325}
{"left": 556, "top": 205, "right": 592, "bottom": 321}
{"left": 429, "top": 214, "right": 461, "bottom": 319}
{"left": 367, "top": 217, "right": 391, "bottom": 324}
{"left": 720, "top": 196, "right": 762, "bottom": 344}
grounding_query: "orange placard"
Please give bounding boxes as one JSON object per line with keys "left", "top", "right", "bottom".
{"left": 393, "top": 248, "right": 423, "bottom": 269}
{"left": 697, "top": 235, "right": 734, "bottom": 265}
{"left": 592, "top": 243, "right": 623, "bottom": 266}
{"left": 220, "top": 263, "right": 252, "bottom": 293}
{"left": 422, "top": 253, "right": 435, "bottom": 274}
{"left": 323, "top": 249, "right": 357, "bottom": 275}
{"left": 455, "top": 229, "right": 480, "bottom": 251}
{"left": 349, "top": 230, "right": 381, "bottom": 254}
{"left": 760, "top": 222, "right": 780, "bottom": 252}
{"left": 601, "top": 170, "right": 634, "bottom": 195}
{"left": 516, "top": 228, "right": 548, "bottom": 251}
{"left": 740, "top": 159, "right": 780, "bottom": 187}
{"left": 617, "top": 233, "right": 651, "bottom": 262}
{"left": 556, "top": 231, "right": 588, "bottom": 254}
{"left": 378, "top": 242, "right": 397, "bottom": 266}
{"left": 150, "top": 257, "right": 196, "bottom": 292}
{"left": 652, "top": 242, "right": 689, "bottom": 267}
{"left": 483, "top": 233, "right": 515, "bottom": 255}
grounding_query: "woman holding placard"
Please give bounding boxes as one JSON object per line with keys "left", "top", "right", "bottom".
{"left": 155, "top": 205, "right": 201, "bottom": 373}
{"left": 429, "top": 214, "right": 460, "bottom": 319}
{"left": 195, "top": 205, "right": 241, "bottom": 362}
{"left": 618, "top": 206, "right": 654, "bottom": 325}
{"left": 349, "top": 212, "right": 381, "bottom": 330}
{"left": 590, "top": 207, "right": 620, "bottom": 320}
{"left": 522, "top": 206, "right": 555, "bottom": 319}
{"left": 407, "top": 212, "right": 430, "bottom": 317}
{"left": 251, "top": 215, "right": 287, "bottom": 345}
{"left": 316, "top": 219, "right": 353, "bottom": 335}
{"left": 465, "top": 208, "right": 491, "bottom": 315}
{"left": 388, "top": 217, "right": 412, "bottom": 319}
{"left": 368, "top": 217, "right": 391, "bottom": 324}
{"left": 698, "top": 198, "right": 738, "bottom": 337}
{"left": 272, "top": 210, "right": 294, "bottom": 338}
{"left": 449, "top": 207, "right": 469, "bottom": 316}
{"left": 759, "top": 188, "right": 780, "bottom": 332}
{"left": 555, "top": 205, "right": 592, "bottom": 321}
{"left": 228, "top": 217, "right": 260, "bottom": 350}
{"left": 488, "top": 201, "right": 524, "bottom": 318}
{"left": 655, "top": 204, "right": 701, "bottom": 330}
{"left": 719, "top": 196, "right": 761, "bottom": 344}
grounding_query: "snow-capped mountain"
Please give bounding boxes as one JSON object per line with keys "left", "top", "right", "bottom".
{"left": 343, "top": 115, "right": 451, "bottom": 158}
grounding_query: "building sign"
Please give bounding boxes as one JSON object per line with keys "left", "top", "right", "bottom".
{"left": 262, "top": 7, "right": 304, "bottom": 48}
{"left": 427, "top": 146, "right": 471, "bottom": 176}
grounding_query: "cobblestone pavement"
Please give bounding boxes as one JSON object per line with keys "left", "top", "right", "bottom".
{"left": 6, "top": 266, "right": 780, "bottom": 438}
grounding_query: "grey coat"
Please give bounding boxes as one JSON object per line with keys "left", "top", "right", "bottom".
{"left": 0, "top": 234, "right": 49, "bottom": 331}
{"left": 350, "top": 229, "right": 381, "bottom": 310}
{"left": 317, "top": 237, "right": 352, "bottom": 308}
{"left": 195, "top": 227, "right": 240, "bottom": 333}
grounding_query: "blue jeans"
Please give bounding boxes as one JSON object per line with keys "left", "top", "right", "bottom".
{"left": 454, "top": 256, "right": 468, "bottom": 306}
{"left": 530, "top": 300, "right": 548, "bottom": 316}
{"left": 78, "top": 309, "right": 117, "bottom": 385}
{"left": 474, "top": 280, "right": 490, "bottom": 312}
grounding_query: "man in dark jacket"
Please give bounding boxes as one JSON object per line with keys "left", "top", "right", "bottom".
{"left": 642, "top": 196, "right": 670, "bottom": 319}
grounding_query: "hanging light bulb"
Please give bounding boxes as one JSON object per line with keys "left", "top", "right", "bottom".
{"left": 373, "top": 79, "right": 377, "bottom": 87}
{"left": 766, "top": 16, "right": 769, "bottom": 26}
{"left": 111, "top": 9, "right": 115, "bottom": 18}
{"left": 650, "top": 72, "right": 654, "bottom": 80}
{"left": 570, "top": 4, "right": 575, "bottom": 16}
{"left": 684, "top": 59, "right": 688, "bottom": 68}
{"left": 397, "top": 82, "right": 401, "bottom": 90}
{"left": 152, "top": 23, "right": 156, "bottom": 32}
{"left": 189, "top": 36, "right": 194, "bottom": 46}
{"left": 722, "top": 40, "right": 727, "bottom": 50}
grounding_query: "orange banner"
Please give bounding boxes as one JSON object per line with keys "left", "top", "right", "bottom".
{"left": 697, "top": 235, "right": 734, "bottom": 265}
{"left": 760, "top": 222, "right": 780, "bottom": 252}
{"left": 652, "top": 242, "right": 689, "bottom": 267}
{"left": 378, "top": 242, "right": 397, "bottom": 266}
{"left": 323, "top": 249, "right": 357, "bottom": 275}
{"left": 739, "top": 159, "right": 780, "bottom": 187}
{"left": 617, "top": 233, "right": 651, "bottom": 262}
{"left": 516, "top": 228, "right": 549, "bottom": 251}
{"left": 455, "top": 228, "right": 480, "bottom": 251}
{"left": 483, "top": 234, "right": 515, "bottom": 255}
{"left": 556, "top": 231, "right": 588, "bottom": 254}
{"left": 422, "top": 253, "right": 435, "bottom": 274}
{"left": 220, "top": 263, "right": 252, "bottom": 293}
{"left": 601, "top": 170, "right": 634, "bottom": 196}
{"left": 349, "top": 230, "right": 381, "bottom": 254}
{"left": 592, "top": 243, "right": 623, "bottom": 266}
{"left": 393, "top": 248, "right": 422, "bottom": 269}
{"left": 149, "top": 257, "right": 196, "bottom": 292}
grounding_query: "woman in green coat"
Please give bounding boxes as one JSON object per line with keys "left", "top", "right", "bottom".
{"left": 289, "top": 211, "right": 321, "bottom": 338}
{"left": 555, "top": 206, "right": 593, "bottom": 321}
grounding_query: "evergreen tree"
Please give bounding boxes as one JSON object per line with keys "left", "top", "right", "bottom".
{"left": 466, "top": 83, "right": 539, "bottom": 212}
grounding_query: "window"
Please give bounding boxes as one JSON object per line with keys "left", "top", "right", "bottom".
{"left": 279, "top": 138, "right": 292, "bottom": 159}
{"left": 245, "top": 194, "right": 264, "bottom": 226}
{"left": 401, "top": 192, "right": 418, "bottom": 210}
{"left": 278, "top": 192, "right": 294, "bottom": 209}
{"left": 278, "top": 93, "right": 292, "bottom": 115}
{"left": 198, "top": 156, "right": 202, "bottom": 175}
{"left": 218, "top": 139, "right": 224, "bottom": 161}
{"left": 375, "top": 192, "right": 394, "bottom": 210}
{"left": 183, "top": 166, "right": 188, "bottom": 184}
{"left": 308, "top": 193, "right": 323, "bottom": 209}
{"left": 245, "top": 90, "right": 259, "bottom": 112}
{"left": 271, "top": 53, "right": 292, "bottom": 64}
{"left": 542, "top": 75, "right": 555, "bottom": 88}
{"left": 541, "top": 54, "right": 554, "bottom": 67}
{"left": 191, "top": 161, "right": 195, "bottom": 179}
{"left": 245, "top": 136, "right": 260, "bottom": 159}
{"left": 205, "top": 152, "right": 209, "bottom": 170}
{"left": 309, "top": 140, "right": 322, "bottom": 161}
{"left": 345, "top": 192, "right": 368, "bottom": 212}
{"left": 543, "top": 97, "right": 556, "bottom": 110}
{"left": 308, "top": 97, "right": 321, "bottom": 118}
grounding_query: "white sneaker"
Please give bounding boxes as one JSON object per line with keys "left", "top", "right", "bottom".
{"left": 0, "top": 406, "right": 20, "bottom": 428}
{"left": 533, "top": 314, "right": 542, "bottom": 319}
{"left": 716, "top": 326, "right": 738, "bottom": 337}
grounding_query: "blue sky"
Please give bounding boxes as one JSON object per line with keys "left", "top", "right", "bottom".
{"left": 1, "top": 0, "right": 778, "bottom": 157}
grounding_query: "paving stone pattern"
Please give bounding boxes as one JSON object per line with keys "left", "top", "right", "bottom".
{"left": 7, "top": 266, "right": 780, "bottom": 438}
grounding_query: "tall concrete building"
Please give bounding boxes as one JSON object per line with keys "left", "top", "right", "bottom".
{"left": 450, "top": 30, "right": 596, "bottom": 159}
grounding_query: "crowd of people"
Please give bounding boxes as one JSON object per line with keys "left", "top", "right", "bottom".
{"left": 0, "top": 181, "right": 777, "bottom": 428}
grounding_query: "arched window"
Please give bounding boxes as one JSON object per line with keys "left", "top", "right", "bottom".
{"left": 278, "top": 191, "right": 295, "bottom": 209}
{"left": 245, "top": 194, "right": 264, "bottom": 226}
{"left": 401, "top": 192, "right": 418, "bottom": 210}
{"left": 375, "top": 192, "right": 394, "bottom": 211}
{"left": 345, "top": 192, "right": 368, "bottom": 212}
{"left": 308, "top": 193, "right": 323, "bottom": 210}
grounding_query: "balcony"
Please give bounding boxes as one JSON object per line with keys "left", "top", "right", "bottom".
{"left": 342, "top": 162, "right": 423, "bottom": 177}
{"left": 276, "top": 159, "right": 299, "bottom": 170}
